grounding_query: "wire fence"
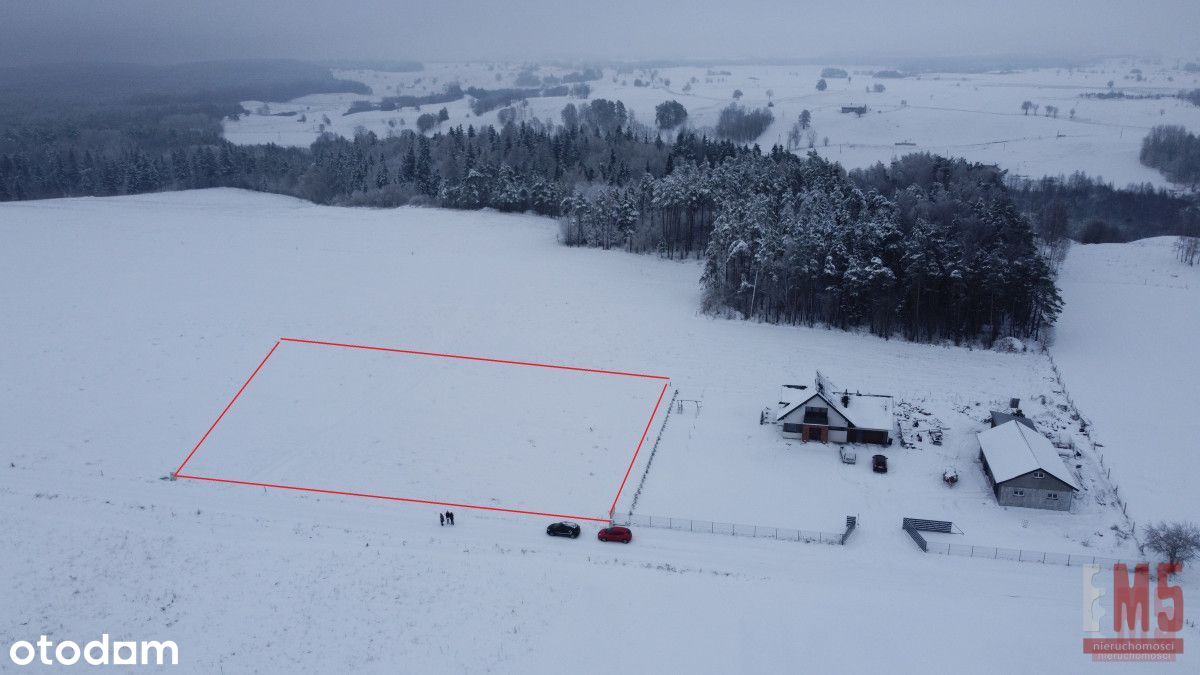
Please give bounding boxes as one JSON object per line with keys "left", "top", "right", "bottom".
{"left": 923, "top": 541, "right": 1139, "bottom": 569}
{"left": 1044, "top": 350, "right": 1133, "bottom": 520}
{"left": 902, "top": 517, "right": 1138, "bottom": 569}
{"left": 614, "top": 512, "right": 847, "bottom": 545}
{"left": 625, "top": 389, "right": 678, "bottom": 514}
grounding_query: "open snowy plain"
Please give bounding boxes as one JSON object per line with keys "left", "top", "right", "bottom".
{"left": 1, "top": 190, "right": 1195, "bottom": 672}
{"left": 1052, "top": 238, "right": 1200, "bottom": 527}
{"left": 223, "top": 58, "right": 1200, "bottom": 189}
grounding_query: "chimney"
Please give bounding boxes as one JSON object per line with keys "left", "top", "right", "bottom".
{"left": 1009, "top": 397, "right": 1020, "bottom": 410}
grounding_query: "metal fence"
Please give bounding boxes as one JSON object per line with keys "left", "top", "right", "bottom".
{"left": 923, "top": 541, "right": 1137, "bottom": 569}
{"left": 614, "top": 512, "right": 846, "bottom": 545}
{"left": 904, "top": 526, "right": 928, "bottom": 552}
{"left": 625, "top": 389, "right": 679, "bottom": 514}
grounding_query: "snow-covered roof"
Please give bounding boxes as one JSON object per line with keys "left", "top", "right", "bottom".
{"left": 990, "top": 411, "right": 1036, "bottom": 431}
{"left": 779, "top": 384, "right": 810, "bottom": 405}
{"left": 977, "top": 421, "right": 1081, "bottom": 491}
{"left": 836, "top": 393, "right": 894, "bottom": 431}
{"left": 776, "top": 390, "right": 894, "bottom": 431}
{"left": 776, "top": 396, "right": 814, "bottom": 422}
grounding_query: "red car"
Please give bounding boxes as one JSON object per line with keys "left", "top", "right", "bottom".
{"left": 597, "top": 526, "right": 632, "bottom": 543}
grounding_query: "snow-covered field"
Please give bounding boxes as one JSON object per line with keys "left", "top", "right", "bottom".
{"left": 1, "top": 190, "right": 1195, "bottom": 672}
{"left": 180, "top": 337, "right": 666, "bottom": 520}
{"left": 1052, "top": 237, "right": 1200, "bottom": 524}
{"left": 223, "top": 58, "right": 1200, "bottom": 188}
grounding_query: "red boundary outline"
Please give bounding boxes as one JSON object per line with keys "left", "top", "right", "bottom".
{"left": 174, "top": 338, "right": 669, "bottom": 523}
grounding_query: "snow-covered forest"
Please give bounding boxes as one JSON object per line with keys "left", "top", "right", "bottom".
{"left": 564, "top": 151, "right": 1060, "bottom": 342}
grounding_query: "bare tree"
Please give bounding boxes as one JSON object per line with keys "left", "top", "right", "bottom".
{"left": 1144, "top": 521, "right": 1200, "bottom": 569}
{"left": 1177, "top": 207, "right": 1199, "bottom": 265}
{"left": 1177, "top": 236, "right": 1199, "bottom": 265}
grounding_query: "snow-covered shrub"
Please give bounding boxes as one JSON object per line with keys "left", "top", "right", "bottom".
{"left": 993, "top": 337, "right": 1026, "bottom": 353}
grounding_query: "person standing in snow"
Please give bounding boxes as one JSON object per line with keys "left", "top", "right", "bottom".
{"left": 447, "top": 511, "right": 455, "bottom": 526}
{"left": 439, "top": 513, "right": 445, "bottom": 526}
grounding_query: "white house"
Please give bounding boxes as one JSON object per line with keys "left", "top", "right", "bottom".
{"left": 775, "top": 383, "right": 894, "bottom": 445}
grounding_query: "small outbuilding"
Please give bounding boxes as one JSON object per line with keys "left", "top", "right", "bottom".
{"left": 776, "top": 384, "right": 894, "bottom": 445}
{"left": 977, "top": 420, "right": 1080, "bottom": 511}
{"left": 989, "top": 410, "right": 1036, "bottom": 431}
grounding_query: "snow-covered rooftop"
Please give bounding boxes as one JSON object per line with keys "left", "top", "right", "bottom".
{"left": 776, "top": 389, "right": 894, "bottom": 431}
{"left": 835, "top": 393, "right": 894, "bottom": 431}
{"left": 977, "top": 421, "right": 1081, "bottom": 490}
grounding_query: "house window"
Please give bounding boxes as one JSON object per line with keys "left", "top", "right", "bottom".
{"left": 802, "top": 406, "right": 829, "bottom": 425}
{"left": 1033, "top": 471, "right": 1045, "bottom": 479}
{"left": 782, "top": 423, "right": 802, "bottom": 433}
{"left": 1012, "top": 489, "right": 1025, "bottom": 497}
{"left": 1046, "top": 492, "right": 1059, "bottom": 500}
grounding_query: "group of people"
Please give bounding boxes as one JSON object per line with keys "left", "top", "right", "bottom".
{"left": 439, "top": 510, "right": 456, "bottom": 526}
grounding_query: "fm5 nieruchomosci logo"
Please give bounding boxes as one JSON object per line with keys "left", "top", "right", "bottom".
{"left": 1084, "top": 563, "right": 1185, "bottom": 663}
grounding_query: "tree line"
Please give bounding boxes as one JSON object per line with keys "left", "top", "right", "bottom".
{"left": 1007, "top": 170, "right": 1198, "bottom": 244}
{"left": 565, "top": 150, "right": 1062, "bottom": 344}
{"left": 1140, "top": 125, "right": 1200, "bottom": 188}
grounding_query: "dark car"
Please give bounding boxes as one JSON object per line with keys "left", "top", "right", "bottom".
{"left": 872, "top": 454, "right": 888, "bottom": 474}
{"left": 546, "top": 521, "right": 581, "bottom": 538}
{"left": 597, "top": 526, "right": 632, "bottom": 543}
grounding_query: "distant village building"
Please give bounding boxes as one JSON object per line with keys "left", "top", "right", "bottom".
{"left": 977, "top": 420, "right": 1080, "bottom": 511}
{"left": 774, "top": 379, "right": 894, "bottom": 445}
{"left": 840, "top": 105, "right": 868, "bottom": 115}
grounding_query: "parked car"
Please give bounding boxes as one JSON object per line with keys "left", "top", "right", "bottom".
{"left": 546, "top": 521, "right": 581, "bottom": 538}
{"left": 597, "top": 526, "right": 632, "bottom": 543}
{"left": 872, "top": 454, "right": 888, "bottom": 474}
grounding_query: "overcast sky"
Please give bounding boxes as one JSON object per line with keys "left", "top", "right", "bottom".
{"left": 1, "top": 0, "right": 1198, "bottom": 67}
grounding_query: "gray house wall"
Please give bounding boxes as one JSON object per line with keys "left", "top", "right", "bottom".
{"left": 994, "top": 470, "right": 1075, "bottom": 511}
